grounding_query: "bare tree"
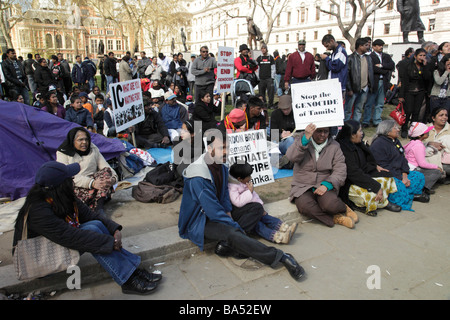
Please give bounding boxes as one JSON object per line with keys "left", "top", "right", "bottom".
{"left": 0, "top": 0, "right": 32, "bottom": 49}
{"left": 316, "top": 0, "right": 390, "bottom": 51}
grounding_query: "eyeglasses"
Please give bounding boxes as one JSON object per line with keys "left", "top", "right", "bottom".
{"left": 201, "top": 50, "right": 209, "bottom": 53}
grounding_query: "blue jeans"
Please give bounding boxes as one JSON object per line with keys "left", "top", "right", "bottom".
{"left": 254, "top": 215, "right": 283, "bottom": 242}
{"left": 275, "top": 74, "right": 283, "bottom": 96}
{"left": 88, "top": 78, "right": 95, "bottom": 91}
{"left": 106, "top": 75, "right": 117, "bottom": 94}
{"left": 80, "top": 220, "right": 141, "bottom": 286}
{"left": 344, "top": 88, "right": 368, "bottom": 121}
{"left": 279, "top": 136, "right": 295, "bottom": 156}
{"left": 364, "top": 80, "right": 384, "bottom": 125}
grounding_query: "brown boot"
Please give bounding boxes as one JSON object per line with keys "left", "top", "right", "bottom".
{"left": 333, "top": 214, "right": 355, "bottom": 229}
{"left": 278, "top": 222, "right": 289, "bottom": 233}
{"left": 345, "top": 205, "right": 359, "bottom": 223}
{"left": 288, "top": 222, "right": 298, "bottom": 235}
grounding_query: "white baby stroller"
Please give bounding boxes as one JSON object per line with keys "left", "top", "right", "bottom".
{"left": 231, "top": 79, "right": 255, "bottom": 107}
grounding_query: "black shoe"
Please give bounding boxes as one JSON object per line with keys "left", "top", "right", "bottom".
{"left": 384, "top": 201, "right": 402, "bottom": 212}
{"left": 413, "top": 193, "right": 430, "bottom": 203}
{"left": 424, "top": 188, "right": 435, "bottom": 195}
{"left": 280, "top": 253, "right": 305, "bottom": 281}
{"left": 134, "top": 268, "right": 162, "bottom": 283}
{"left": 214, "top": 241, "right": 249, "bottom": 259}
{"left": 121, "top": 274, "right": 158, "bottom": 295}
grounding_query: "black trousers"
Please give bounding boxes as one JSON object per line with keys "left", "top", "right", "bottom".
{"left": 402, "top": 91, "right": 425, "bottom": 132}
{"left": 258, "top": 78, "right": 274, "bottom": 108}
{"left": 203, "top": 220, "right": 284, "bottom": 268}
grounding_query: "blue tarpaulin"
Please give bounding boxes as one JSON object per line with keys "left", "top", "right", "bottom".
{"left": 0, "top": 100, "right": 126, "bottom": 200}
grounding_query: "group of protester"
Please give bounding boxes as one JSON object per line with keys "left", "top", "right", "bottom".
{"left": 7, "top": 33, "right": 450, "bottom": 296}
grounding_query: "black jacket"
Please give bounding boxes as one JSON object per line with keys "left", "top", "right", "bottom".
{"left": 34, "top": 65, "right": 57, "bottom": 93}
{"left": 135, "top": 109, "right": 169, "bottom": 138}
{"left": 1, "top": 59, "right": 27, "bottom": 89}
{"left": 346, "top": 52, "right": 375, "bottom": 94}
{"left": 192, "top": 101, "right": 220, "bottom": 132}
{"left": 338, "top": 139, "right": 392, "bottom": 204}
{"left": 269, "top": 108, "right": 296, "bottom": 142}
{"left": 370, "top": 51, "right": 395, "bottom": 91}
{"left": 398, "top": 60, "right": 431, "bottom": 98}
{"left": 13, "top": 199, "right": 121, "bottom": 255}
{"left": 104, "top": 57, "right": 118, "bottom": 78}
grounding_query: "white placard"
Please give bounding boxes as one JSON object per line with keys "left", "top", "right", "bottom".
{"left": 216, "top": 46, "right": 235, "bottom": 93}
{"left": 227, "top": 129, "right": 274, "bottom": 187}
{"left": 291, "top": 78, "right": 344, "bottom": 130}
{"left": 110, "top": 79, "right": 145, "bottom": 133}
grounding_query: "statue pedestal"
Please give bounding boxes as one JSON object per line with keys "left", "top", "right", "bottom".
{"left": 388, "top": 42, "right": 422, "bottom": 65}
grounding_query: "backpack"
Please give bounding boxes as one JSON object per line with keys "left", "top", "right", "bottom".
{"left": 144, "top": 162, "right": 183, "bottom": 188}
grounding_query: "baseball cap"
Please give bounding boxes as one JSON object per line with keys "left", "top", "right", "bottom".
{"left": 164, "top": 91, "right": 177, "bottom": 101}
{"left": 278, "top": 95, "right": 292, "bottom": 109}
{"left": 228, "top": 108, "right": 246, "bottom": 123}
{"left": 35, "top": 161, "right": 81, "bottom": 188}
{"left": 408, "top": 122, "right": 434, "bottom": 138}
{"left": 186, "top": 95, "right": 193, "bottom": 101}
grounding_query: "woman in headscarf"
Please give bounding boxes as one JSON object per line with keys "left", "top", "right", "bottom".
{"left": 13, "top": 161, "right": 161, "bottom": 295}
{"left": 56, "top": 127, "right": 118, "bottom": 211}
{"left": 370, "top": 120, "right": 427, "bottom": 211}
{"left": 336, "top": 120, "right": 401, "bottom": 217}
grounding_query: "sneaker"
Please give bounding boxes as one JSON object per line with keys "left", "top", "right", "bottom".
{"left": 345, "top": 205, "right": 359, "bottom": 223}
{"left": 333, "top": 214, "right": 355, "bottom": 229}
{"left": 278, "top": 222, "right": 289, "bottom": 233}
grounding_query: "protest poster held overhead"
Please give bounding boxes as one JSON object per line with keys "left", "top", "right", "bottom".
{"left": 110, "top": 79, "right": 145, "bottom": 133}
{"left": 291, "top": 78, "right": 344, "bottom": 130}
{"left": 227, "top": 129, "right": 274, "bottom": 187}
{"left": 216, "top": 46, "right": 235, "bottom": 93}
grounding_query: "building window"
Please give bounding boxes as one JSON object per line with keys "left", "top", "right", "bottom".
{"left": 429, "top": 19, "right": 436, "bottom": 31}
{"left": 107, "top": 40, "right": 114, "bottom": 51}
{"left": 387, "top": 0, "right": 394, "bottom": 10}
{"left": 91, "top": 39, "right": 98, "bottom": 53}
{"left": 316, "top": 7, "right": 320, "bottom": 21}
{"left": 65, "top": 35, "right": 72, "bottom": 48}
{"left": 287, "top": 11, "right": 291, "bottom": 25}
{"left": 90, "top": 29, "right": 97, "bottom": 35}
{"left": 106, "top": 30, "right": 114, "bottom": 35}
{"left": 55, "top": 34, "right": 62, "bottom": 48}
{"left": 45, "top": 33, "right": 53, "bottom": 48}
{"left": 301, "top": 8, "right": 307, "bottom": 23}
{"left": 345, "top": 1, "right": 350, "bottom": 17}
{"left": 286, "top": 33, "right": 289, "bottom": 42}
{"left": 303, "top": 32, "right": 306, "bottom": 40}
{"left": 314, "top": 31, "right": 318, "bottom": 40}
{"left": 276, "top": 35, "right": 279, "bottom": 43}
{"left": 367, "top": 25, "right": 372, "bottom": 37}
{"left": 384, "top": 23, "right": 390, "bottom": 35}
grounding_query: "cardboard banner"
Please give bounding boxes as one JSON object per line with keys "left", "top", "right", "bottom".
{"left": 110, "top": 79, "right": 145, "bottom": 133}
{"left": 227, "top": 129, "right": 274, "bottom": 187}
{"left": 291, "top": 78, "right": 344, "bottom": 130}
{"left": 216, "top": 46, "right": 235, "bottom": 93}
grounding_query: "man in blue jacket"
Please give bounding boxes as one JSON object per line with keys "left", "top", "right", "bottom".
{"left": 178, "top": 131, "right": 305, "bottom": 281}
{"left": 72, "top": 55, "right": 87, "bottom": 87}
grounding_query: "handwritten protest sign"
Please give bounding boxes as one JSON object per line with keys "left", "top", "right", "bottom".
{"left": 217, "top": 46, "right": 235, "bottom": 93}
{"left": 110, "top": 79, "right": 145, "bottom": 133}
{"left": 291, "top": 78, "right": 344, "bottom": 130}
{"left": 227, "top": 130, "right": 274, "bottom": 187}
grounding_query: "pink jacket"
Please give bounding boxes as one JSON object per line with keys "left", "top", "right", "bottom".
{"left": 228, "top": 178, "right": 264, "bottom": 208}
{"left": 404, "top": 140, "right": 439, "bottom": 170}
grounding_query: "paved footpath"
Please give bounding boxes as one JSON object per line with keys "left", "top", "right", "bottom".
{"left": 46, "top": 185, "right": 450, "bottom": 301}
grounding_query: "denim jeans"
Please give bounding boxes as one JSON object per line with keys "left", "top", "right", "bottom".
{"left": 106, "top": 75, "right": 117, "bottom": 94}
{"left": 275, "top": 74, "right": 283, "bottom": 96}
{"left": 88, "top": 78, "right": 95, "bottom": 91}
{"left": 364, "top": 80, "right": 384, "bottom": 125}
{"left": 278, "top": 136, "right": 295, "bottom": 155}
{"left": 80, "top": 220, "right": 141, "bottom": 286}
{"left": 344, "top": 88, "right": 368, "bottom": 121}
{"left": 254, "top": 215, "right": 283, "bottom": 242}
{"left": 27, "top": 75, "right": 37, "bottom": 95}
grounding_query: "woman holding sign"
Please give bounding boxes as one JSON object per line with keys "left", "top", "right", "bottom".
{"left": 286, "top": 123, "right": 358, "bottom": 229}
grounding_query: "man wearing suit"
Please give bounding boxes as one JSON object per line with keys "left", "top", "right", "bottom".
{"left": 363, "top": 39, "right": 395, "bottom": 127}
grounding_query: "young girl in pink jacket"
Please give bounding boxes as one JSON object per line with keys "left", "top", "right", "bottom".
{"left": 228, "top": 162, "right": 297, "bottom": 244}
{"left": 404, "top": 122, "right": 444, "bottom": 194}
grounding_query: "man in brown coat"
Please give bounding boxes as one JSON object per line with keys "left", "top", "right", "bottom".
{"left": 286, "top": 123, "right": 358, "bottom": 228}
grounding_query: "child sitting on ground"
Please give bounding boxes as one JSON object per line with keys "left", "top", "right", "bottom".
{"left": 228, "top": 162, "right": 297, "bottom": 244}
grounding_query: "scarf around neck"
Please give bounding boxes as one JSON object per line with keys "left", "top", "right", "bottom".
{"left": 311, "top": 138, "right": 328, "bottom": 160}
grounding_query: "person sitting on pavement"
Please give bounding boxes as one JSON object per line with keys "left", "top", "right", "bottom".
{"left": 41, "top": 91, "right": 66, "bottom": 119}
{"left": 160, "top": 91, "right": 189, "bottom": 142}
{"left": 269, "top": 94, "right": 296, "bottom": 169}
{"left": 65, "top": 94, "right": 94, "bottom": 132}
{"left": 130, "top": 95, "right": 170, "bottom": 149}
{"left": 245, "top": 95, "right": 266, "bottom": 130}
{"left": 286, "top": 123, "right": 358, "bottom": 229}
{"left": 228, "top": 162, "right": 298, "bottom": 244}
{"left": 192, "top": 90, "right": 220, "bottom": 133}
{"left": 12, "top": 161, "right": 162, "bottom": 295}
{"left": 370, "top": 120, "right": 428, "bottom": 211}
{"left": 335, "top": 120, "right": 402, "bottom": 217}
{"left": 217, "top": 108, "right": 248, "bottom": 134}
{"left": 178, "top": 130, "right": 305, "bottom": 281}
{"left": 56, "top": 127, "right": 118, "bottom": 212}
{"left": 173, "top": 119, "right": 204, "bottom": 176}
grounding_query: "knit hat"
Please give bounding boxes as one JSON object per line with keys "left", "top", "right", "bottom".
{"left": 408, "top": 122, "right": 434, "bottom": 138}
{"left": 228, "top": 108, "right": 246, "bottom": 123}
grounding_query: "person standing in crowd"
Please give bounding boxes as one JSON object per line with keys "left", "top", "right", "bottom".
{"left": 72, "top": 55, "right": 86, "bottom": 88}
{"left": 158, "top": 53, "right": 171, "bottom": 73}
{"left": 82, "top": 56, "right": 97, "bottom": 91}
{"left": 2, "top": 48, "right": 30, "bottom": 105}
{"left": 256, "top": 44, "right": 275, "bottom": 109}
{"left": 58, "top": 53, "right": 72, "bottom": 94}
{"left": 119, "top": 56, "right": 136, "bottom": 82}
{"left": 178, "top": 132, "right": 306, "bottom": 281}
{"left": 191, "top": 46, "right": 217, "bottom": 106}
{"left": 396, "top": 47, "right": 415, "bottom": 87}
{"left": 344, "top": 37, "right": 374, "bottom": 122}
{"left": 234, "top": 44, "right": 258, "bottom": 86}
{"left": 50, "top": 55, "right": 66, "bottom": 94}
{"left": 98, "top": 55, "right": 107, "bottom": 91}
{"left": 33, "top": 58, "right": 57, "bottom": 96}
{"left": 429, "top": 53, "right": 450, "bottom": 113}
{"left": 137, "top": 51, "right": 152, "bottom": 78}
{"left": 23, "top": 53, "right": 37, "bottom": 95}
{"left": 398, "top": 48, "right": 432, "bottom": 138}
{"left": 145, "top": 56, "right": 163, "bottom": 81}
{"left": 284, "top": 40, "right": 316, "bottom": 91}
{"left": 321, "top": 35, "right": 348, "bottom": 94}
{"left": 104, "top": 52, "right": 118, "bottom": 94}
{"left": 187, "top": 53, "right": 196, "bottom": 97}
{"left": 363, "top": 39, "right": 395, "bottom": 128}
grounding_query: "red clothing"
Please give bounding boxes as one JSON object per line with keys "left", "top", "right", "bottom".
{"left": 234, "top": 55, "right": 258, "bottom": 78}
{"left": 284, "top": 50, "right": 316, "bottom": 82}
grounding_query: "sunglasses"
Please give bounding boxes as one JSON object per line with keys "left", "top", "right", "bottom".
{"left": 201, "top": 50, "right": 209, "bottom": 53}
